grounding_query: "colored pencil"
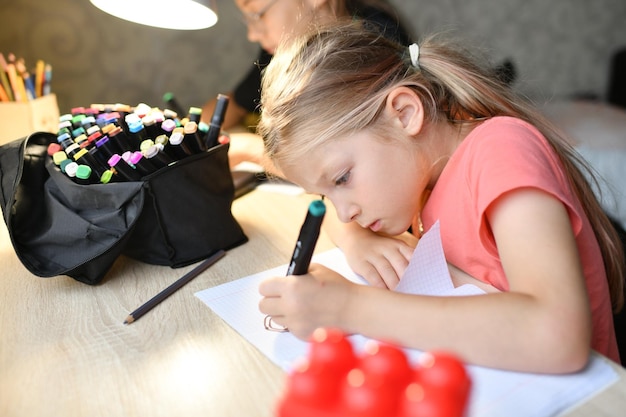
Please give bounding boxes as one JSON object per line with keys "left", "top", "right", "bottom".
{"left": 123, "top": 249, "right": 226, "bottom": 325}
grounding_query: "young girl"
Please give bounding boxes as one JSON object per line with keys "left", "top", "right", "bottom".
{"left": 256, "top": 21, "right": 624, "bottom": 373}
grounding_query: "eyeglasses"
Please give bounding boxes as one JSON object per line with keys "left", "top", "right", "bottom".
{"left": 240, "top": 0, "right": 281, "bottom": 28}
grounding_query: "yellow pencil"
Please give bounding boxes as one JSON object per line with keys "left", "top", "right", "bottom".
{"left": 35, "top": 59, "right": 44, "bottom": 97}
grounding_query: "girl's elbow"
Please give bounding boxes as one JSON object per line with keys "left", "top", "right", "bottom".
{"left": 560, "top": 343, "right": 592, "bottom": 373}
{"left": 544, "top": 320, "right": 592, "bottom": 373}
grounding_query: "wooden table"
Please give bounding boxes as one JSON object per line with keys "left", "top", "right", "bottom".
{"left": 1, "top": 188, "right": 625, "bottom": 416}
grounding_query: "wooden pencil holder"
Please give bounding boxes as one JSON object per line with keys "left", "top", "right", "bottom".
{"left": 0, "top": 94, "right": 59, "bottom": 145}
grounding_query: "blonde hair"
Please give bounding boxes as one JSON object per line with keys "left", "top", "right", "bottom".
{"left": 258, "top": 21, "right": 625, "bottom": 312}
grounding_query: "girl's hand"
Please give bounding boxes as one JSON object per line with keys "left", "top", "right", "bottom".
{"left": 258, "top": 264, "right": 356, "bottom": 340}
{"left": 322, "top": 202, "right": 418, "bottom": 289}
{"left": 342, "top": 231, "right": 417, "bottom": 289}
{"left": 226, "top": 132, "right": 266, "bottom": 169}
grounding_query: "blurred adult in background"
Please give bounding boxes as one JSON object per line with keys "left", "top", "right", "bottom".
{"left": 202, "top": 0, "right": 413, "bottom": 169}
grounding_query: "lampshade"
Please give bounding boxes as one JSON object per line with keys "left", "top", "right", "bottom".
{"left": 89, "top": 0, "right": 218, "bottom": 30}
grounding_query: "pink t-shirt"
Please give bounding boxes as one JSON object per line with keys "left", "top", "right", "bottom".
{"left": 418, "top": 116, "right": 619, "bottom": 363}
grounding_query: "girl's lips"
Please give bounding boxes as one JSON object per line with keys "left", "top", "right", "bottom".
{"left": 368, "top": 220, "right": 382, "bottom": 232}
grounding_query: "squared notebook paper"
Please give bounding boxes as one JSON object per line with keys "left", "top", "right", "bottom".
{"left": 195, "top": 222, "right": 619, "bottom": 417}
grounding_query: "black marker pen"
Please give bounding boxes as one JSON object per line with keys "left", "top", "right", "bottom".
{"left": 129, "top": 151, "right": 157, "bottom": 177}
{"left": 142, "top": 114, "right": 161, "bottom": 140}
{"left": 188, "top": 106, "right": 202, "bottom": 124}
{"left": 143, "top": 144, "right": 174, "bottom": 169}
{"left": 182, "top": 121, "right": 206, "bottom": 153}
{"left": 265, "top": 199, "right": 327, "bottom": 332}
{"left": 205, "top": 94, "right": 229, "bottom": 149}
{"left": 287, "top": 199, "right": 326, "bottom": 275}
{"left": 163, "top": 92, "right": 186, "bottom": 119}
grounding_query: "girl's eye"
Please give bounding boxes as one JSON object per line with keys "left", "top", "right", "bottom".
{"left": 335, "top": 171, "right": 351, "bottom": 186}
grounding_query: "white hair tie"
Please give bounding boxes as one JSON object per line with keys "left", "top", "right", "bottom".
{"left": 409, "top": 43, "right": 420, "bottom": 69}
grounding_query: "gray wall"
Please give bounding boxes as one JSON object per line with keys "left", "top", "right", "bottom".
{"left": 1, "top": 0, "right": 624, "bottom": 114}
{"left": 396, "top": 0, "right": 626, "bottom": 102}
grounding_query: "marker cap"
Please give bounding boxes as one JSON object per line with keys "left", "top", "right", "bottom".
{"left": 125, "top": 113, "right": 141, "bottom": 125}
{"left": 58, "top": 120, "right": 72, "bottom": 131}
{"left": 308, "top": 200, "right": 326, "bottom": 217}
{"left": 71, "top": 115, "right": 86, "bottom": 127}
{"left": 57, "top": 132, "right": 72, "bottom": 143}
{"left": 81, "top": 116, "right": 96, "bottom": 127}
{"left": 183, "top": 121, "right": 198, "bottom": 134}
{"left": 101, "top": 123, "right": 117, "bottom": 135}
{"left": 142, "top": 114, "right": 156, "bottom": 127}
{"left": 155, "top": 134, "right": 169, "bottom": 146}
{"left": 163, "top": 108, "right": 178, "bottom": 120}
{"left": 121, "top": 151, "right": 133, "bottom": 163}
{"left": 59, "top": 114, "right": 73, "bottom": 123}
{"left": 47, "top": 143, "right": 62, "bottom": 156}
{"left": 73, "top": 148, "right": 89, "bottom": 161}
{"left": 129, "top": 151, "right": 144, "bottom": 165}
{"left": 169, "top": 131, "right": 184, "bottom": 145}
{"left": 134, "top": 103, "right": 152, "bottom": 118}
{"left": 140, "top": 139, "right": 155, "bottom": 152}
{"left": 128, "top": 121, "right": 144, "bottom": 134}
{"left": 86, "top": 125, "right": 101, "bottom": 136}
{"left": 74, "top": 134, "right": 88, "bottom": 146}
{"left": 65, "top": 143, "right": 81, "bottom": 158}
{"left": 53, "top": 151, "right": 68, "bottom": 165}
{"left": 65, "top": 161, "right": 79, "bottom": 177}
{"left": 87, "top": 131, "right": 103, "bottom": 145}
{"left": 59, "top": 158, "right": 73, "bottom": 173}
{"left": 161, "top": 118, "right": 177, "bottom": 133}
{"left": 100, "top": 169, "right": 114, "bottom": 184}
{"left": 76, "top": 164, "right": 92, "bottom": 180}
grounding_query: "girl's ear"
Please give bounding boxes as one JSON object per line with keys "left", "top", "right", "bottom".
{"left": 384, "top": 87, "right": 425, "bottom": 136}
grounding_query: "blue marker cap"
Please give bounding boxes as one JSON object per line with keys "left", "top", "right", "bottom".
{"left": 308, "top": 200, "right": 326, "bottom": 217}
{"left": 57, "top": 132, "right": 72, "bottom": 143}
{"left": 128, "top": 121, "right": 144, "bottom": 134}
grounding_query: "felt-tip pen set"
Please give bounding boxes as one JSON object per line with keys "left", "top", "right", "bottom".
{"left": 49, "top": 95, "right": 229, "bottom": 185}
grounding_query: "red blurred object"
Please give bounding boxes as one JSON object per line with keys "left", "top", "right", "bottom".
{"left": 276, "top": 329, "right": 471, "bottom": 417}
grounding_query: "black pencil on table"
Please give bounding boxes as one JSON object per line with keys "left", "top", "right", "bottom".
{"left": 123, "top": 249, "right": 226, "bottom": 325}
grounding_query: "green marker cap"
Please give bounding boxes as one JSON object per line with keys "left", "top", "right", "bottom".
{"left": 75, "top": 164, "right": 92, "bottom": 180}
{"left": 100, "top": 170, "right": 113, "bottom": 184}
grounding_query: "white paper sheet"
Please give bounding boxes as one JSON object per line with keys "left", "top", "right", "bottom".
{"left": 195, "top": 222, "right": 618, "bottom": 417}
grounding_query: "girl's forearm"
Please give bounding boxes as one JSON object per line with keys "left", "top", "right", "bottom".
{"left": 339, "top": 286, "right": 592, "bottom": 374}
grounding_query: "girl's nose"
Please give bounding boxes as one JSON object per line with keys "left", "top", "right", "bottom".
{"left": 336, "top": 202, "right": 360, "bottom": 224}
{"left": 247, "top": 26, "right": 261, "bottom": 43}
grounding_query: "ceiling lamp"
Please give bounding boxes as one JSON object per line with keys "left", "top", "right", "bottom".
{"left": 89, "top": 0, "right": 218, "bottom": 30}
